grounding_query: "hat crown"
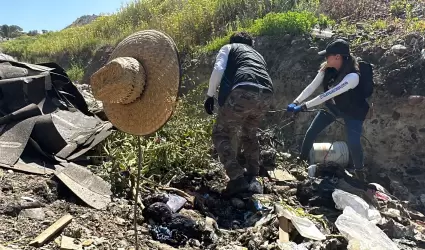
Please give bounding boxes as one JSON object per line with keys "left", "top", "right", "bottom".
{"left": 90, "top": 57, "right": 146, "bottom": 105}
{"left": 326, "top": 39, "right": 350, "bottom": 55}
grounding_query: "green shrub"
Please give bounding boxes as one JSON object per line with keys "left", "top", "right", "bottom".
{"left": 202, "top": 11, "right": 334, "bottom": 53}
{"left": 66, "top": 63, "right": 85, "bottom": 82}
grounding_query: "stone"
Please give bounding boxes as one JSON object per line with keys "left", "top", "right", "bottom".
{"left": 381, "top": 219, "right": 416, "bottom": 239}
{"left": 118, "top": 240, "right": 128, "bottom": 247}
{"left": 391, "top": 44, "right": 408, "bottom": 55}
{"left": 390, "top": 181, "right": 411, "bottom": 201}
{"left": 115, "top": 217, "right": 126, "bottom": 225}
{"left": 20, "top": 208, "right": 45, "bottom": 221}
{"left": 60, "top": 236, "right": 81, "bottom": 250}
{"left": 408, "top": 95, "right": 424, "bottom": 106}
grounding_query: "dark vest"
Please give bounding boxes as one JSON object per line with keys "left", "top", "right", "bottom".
{"left": 323, "top": 68, "right": 369, "bottom": 121}
{"left": 217, "top": 43, "right": 273, "bottom": 106}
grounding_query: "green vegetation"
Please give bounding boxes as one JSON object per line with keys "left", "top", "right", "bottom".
{"left": 66, "top": 63, "right": 85, "bottom": 82}
{"left": 1, "top": 0, "right": 301, "bottom": 62}
{"left": 101, "top": 83, "right": 215, "bottom": 182}
{"left": 202, "top": 11, "right": 334, "bottom": 52}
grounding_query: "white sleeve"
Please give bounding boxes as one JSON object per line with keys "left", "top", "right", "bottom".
{"left": 305, "top": 73, "right": 360, "bottom": 109}
{"left": 207, "top": 44, "right": 231, "bottom": 97}
{"left": 294, "top": 71, "right": 324, "bottom": 103}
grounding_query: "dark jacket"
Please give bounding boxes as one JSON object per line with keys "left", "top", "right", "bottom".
{"left": 217, "top": 43, "right": 273, "bottom": 106}
{"left": 323, "top": 68, "right": 369, "bottom": 121}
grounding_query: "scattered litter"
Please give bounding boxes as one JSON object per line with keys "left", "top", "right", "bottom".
{"left": 166, "top": 194, "right": 187, "bottom": 213}
{"left": 335, "top": 206, "right": 399, "bottom": 250}
{"left": 29, "top": 214, "right": 73, "bottom": 247}
{"left": 332, "top": 189, "right": 382, "bottom": 223}
{"left": 275, "top": 204, "right": 326, "bottom": 241}
{"left": 55, "top": 163, "right": 112, "bottom": 210}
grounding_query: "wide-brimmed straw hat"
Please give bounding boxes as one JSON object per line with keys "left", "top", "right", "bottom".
{"left": 90, "top": 30, "right": 181, "bottom": 136}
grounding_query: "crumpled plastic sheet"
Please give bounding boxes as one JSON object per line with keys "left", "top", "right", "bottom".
{"left": 335, "top": 206, "right": 400, "bottom": 250}
{"left": 332, "top": 189, "right": 381, "bottom": 224}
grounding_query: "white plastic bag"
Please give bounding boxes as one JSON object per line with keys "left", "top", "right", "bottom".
{"left": 335, "top": 206, "right": 399, "bottom": 250}
{"left": 332, "top": 189, "right": 381, "bottom": 223}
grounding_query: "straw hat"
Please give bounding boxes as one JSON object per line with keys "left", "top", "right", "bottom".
{"left": 90, "top": 30, "right": 181, "bottom": 136}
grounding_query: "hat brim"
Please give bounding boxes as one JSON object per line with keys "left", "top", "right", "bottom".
{"left": 98, "top": 30, "right": 181, "bottom": 136}
{"left": 318, "top": 50, "right": 327, "bottom": 56}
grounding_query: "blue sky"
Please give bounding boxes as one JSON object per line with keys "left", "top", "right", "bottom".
{"left": 0, "top": 0, "right": 132, "bottom": 32}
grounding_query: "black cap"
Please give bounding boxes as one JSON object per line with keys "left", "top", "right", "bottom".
{"left": 318, "top": 39, "right": 350, "bottom": 56}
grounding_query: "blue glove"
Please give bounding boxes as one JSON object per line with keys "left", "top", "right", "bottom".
{"left": 293, "top": 104, "right": 307, "bottom": 113}
{"left": 287, "top": 103, "right": 297, "bottom": 112}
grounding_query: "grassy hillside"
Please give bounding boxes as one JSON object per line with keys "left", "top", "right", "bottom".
{"left": 0, "top": 0, "right": 332, "bottom": 63}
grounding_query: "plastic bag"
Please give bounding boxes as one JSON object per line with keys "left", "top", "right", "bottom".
{"left": 332, "top": 189, "right": 381, "bottom": 223}
{"left": 335, "top": 206, "right": 399, "bottom": 250}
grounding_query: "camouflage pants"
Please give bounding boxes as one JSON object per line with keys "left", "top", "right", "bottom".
{"left": 212, "top": 87, "right": 273, "bottom": 180}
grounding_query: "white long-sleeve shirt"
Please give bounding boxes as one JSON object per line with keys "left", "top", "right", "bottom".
{"left": 294, "top": 71, "right": 359, "bottom": 109}
{"left": 207, "top": 44, "right": 268, "bottom": 97}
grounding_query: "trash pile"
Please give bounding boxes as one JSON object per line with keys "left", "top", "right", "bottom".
{"left": 0, "top": 59, "right": 114, "bottom": 210}
{"left": 132, "top": 129, "right": 425, "bottom": 250}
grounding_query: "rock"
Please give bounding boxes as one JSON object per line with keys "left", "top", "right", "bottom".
{"left": 20, "top": 208, "right": 45, "bottom": 221}
{"left": 118, "top": 240, "right": 128, "bottom": 247}
{"left": 391, "top": 44, "right": 408, "bottom": 55}
{"left": 408, "top": 95, "right": 424, "bottom": 105}
{"left": 126, "top": 230, "right": 135, "bottom": 236}
{"left": 60, "top": 236, "right": 81, "bottom": 250}
{"left": 380, "top": 219, "right": 416, "bottom": 239}
{"left": 115, "top": 217, "right": 126, "bottom": 225}
{"left": 421, "top": 49, "right": 425, "bottom": 61}
{"left": 188, "top": 239, "right": 201, "bottom": 247}
{"left": 45, "top": 210, "right": 55, "bottom": 217}
{"left": 390, "top": 181, "right": 411, "bottom": 201}
{"left": 179, "top": 208, "right": 203, "bottom": 222}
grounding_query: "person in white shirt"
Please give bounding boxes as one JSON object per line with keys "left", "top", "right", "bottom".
{"left": 204, "top": 31, "right": 274, "bottom": 195}
{"left": 287, "top": 39, "right": 370, "bottom": 181}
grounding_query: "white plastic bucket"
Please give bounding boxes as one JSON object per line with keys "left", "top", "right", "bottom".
{"left": 308, "top": 141, "right": 349, "bottom": 167}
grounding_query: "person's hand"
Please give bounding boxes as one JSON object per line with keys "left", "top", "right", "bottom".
{"left": 204, "top": 96, "right": 214, "bottom": 115}
{"left": 287, "top": 102, "right": 298, "bottom": 112}
{"left": 293, "top": 104, "right": 307, "bottom": 114}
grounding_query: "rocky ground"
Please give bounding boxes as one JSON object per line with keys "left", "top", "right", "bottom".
{"left": 1, "top": 130, "right": 425, "bottom": 250}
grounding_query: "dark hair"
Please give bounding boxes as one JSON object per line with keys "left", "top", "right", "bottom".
{"left": 229, "top": 31, "right": 253, "bottom": 46}
{"left": 320, "top": 54, "right": 359, "bottom": 83}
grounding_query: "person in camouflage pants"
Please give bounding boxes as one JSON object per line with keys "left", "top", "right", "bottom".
{"left": 204, "top": 31, "right": 273, "bottom": 195}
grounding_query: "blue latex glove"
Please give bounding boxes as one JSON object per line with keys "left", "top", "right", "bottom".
{"left": 287, "top": 103, "right": 297, "bottom": 112}
{"left": 293, "top": 104, "right": 307, "bottom": 113}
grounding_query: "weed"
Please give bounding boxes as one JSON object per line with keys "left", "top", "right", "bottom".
{"left": 66, "top": 63, "right": 85, "bottom": 83}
